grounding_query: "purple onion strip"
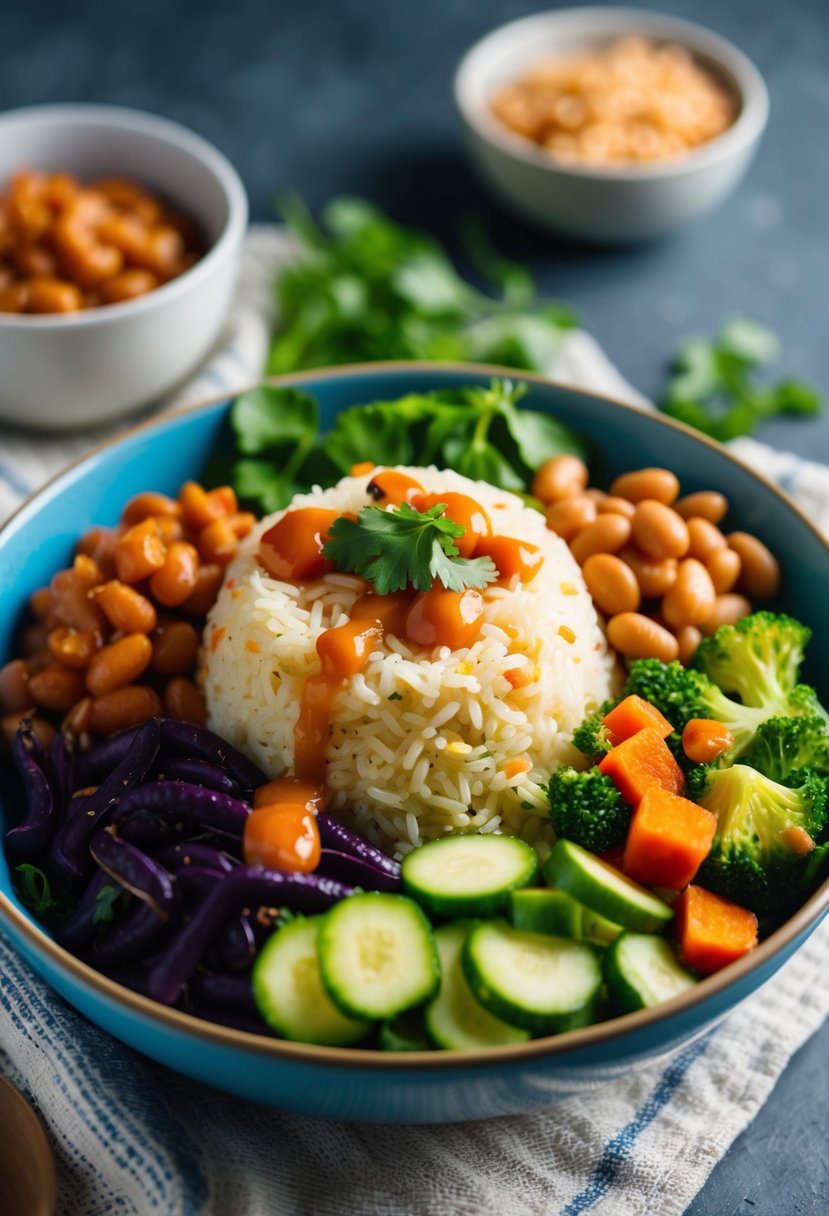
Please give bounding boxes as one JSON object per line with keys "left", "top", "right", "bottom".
{"left": 191, "top": 972, "right": 257, "bottom": 1013}
{"left": 155, "top": 841, "right": 239, "bottom": 874}
{"left": 148, "top": 868, "right": 353, "bottom": 1005}
{"left": 5, "top": 721, "right": 57, "bottom": 856}
{"left": 159, "top": 756, "right": 240, "bottom": 795}
{"left": 159, "top": 719, "right": 267, "bottom": 791}
{"left": 112, "top": 779, "right": 250, "bottom": 838}
{"left": 86, "top": 901, "right": 172, "bottom": 969}
{"left": 317, "top": 814, "right": 401, "bottom": 880}
{"left": 89, "top": 829, "right": 176, "bottom": 921}
{"left": 74, "top": 724, "right": 143, "bottom": 789}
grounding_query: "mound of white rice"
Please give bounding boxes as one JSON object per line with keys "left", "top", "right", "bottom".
{"left": 203, "top": 467, "right": 614, "bottom": 857}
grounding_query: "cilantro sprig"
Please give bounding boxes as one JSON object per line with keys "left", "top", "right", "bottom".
{"left": 661, "top": 317, "right": 822, "bottom": 441}
{"left": 323, "top": 502, "right": 498, "bottom": 595}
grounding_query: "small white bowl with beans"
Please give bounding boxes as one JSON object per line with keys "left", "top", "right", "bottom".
{"left": 0, "top": 105, "right": 247, "bottom": 430}
{"left": 533, "top": 456, "right": 780, "bottom": 665}
{"left": 454, "top": 7, "right": 769, "bottom": 241}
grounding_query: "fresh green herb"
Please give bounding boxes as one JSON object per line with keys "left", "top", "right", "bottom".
{"left": 14, "top": 864, "right": 59, "bottom": 916}
{"left": 661, "top": 317, "right": 822, "bottom": 441}
{"left": 226, "top": 379, "right": 586, "bottom": 513}
{"left": 93, "top": 884, "right": 122, "bottom": 925}
{"left": 323, "top": 502, "right": 498, "bottom": 595}
{"left": 266, "top": 195, "right": 576, "bottom": 376}
{"left": 388, "top": 692, "right": 403, "bottom": 701}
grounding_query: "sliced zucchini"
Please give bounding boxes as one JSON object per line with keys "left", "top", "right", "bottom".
{"left": 378, "top": 1008, "right": 431, "bottom": 1052}
{"left": 462, "top": 919, "right": 603, "bottom": 1035}
{"left": 252, "top": 916, "right": 370, "bottom": 1046}
{"left": 425, "top": 921, "right": 530, "bottom": 1050}
{"left": 401, "top": 834, "right": 540, "bottom": 919}
{"left": 605, "top": 932, "right": 698, "bottom": 1014}
{"left": 543, "top": 840, "right": 673, "bottom": 933}
{"left": 509, "top": 887, "right": 583, "bottom": 937}
{"left": 318, "top": 892, "right": 439, "bottom": 1021}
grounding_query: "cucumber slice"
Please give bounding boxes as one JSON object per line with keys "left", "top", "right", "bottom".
{"left": 509, "top": 887, "right": 583, "bottom": 937}
{"left": 581, "top": 905, "right": 624, "bottom": 947}
{"left": 401, "top": 834, "right": 540, "bottom": 919}
{"left": 318, "top": 892, "right": 439, "bottom": 1020}
{"left": 425, "top": 922, "right": 530, "bottom": 1050}
{"left": 543, "top": 840, "right": 673, "bottom": 933}
{"left": 605, "top": 932, "right": 698, "bottom": 1014}
{"left": 378, "top": 1008, "right": 431, "bottom": 1052}
{"left": 252, "top": 916, "right": 370, "bottom": 1046}
{"left": 462, "top": 920, "right": 603, "bottom": 1035}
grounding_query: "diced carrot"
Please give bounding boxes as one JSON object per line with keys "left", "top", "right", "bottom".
{"left": 623, "top": 788, "right": 717, "bottom": 890}
{"left": 602, "top": 694, "right": 674, "bottom": 746}
{"left": 504, "top": 667, "right": 532, "bottom": 690}
{"left": 598, "top": 727, "right": 684, "bottom": 806}
{"left": 503, "top": 757, "right": 531, "bottom": 780}
{"left": 674, "top": 885, "right": 758, "bottom": 975}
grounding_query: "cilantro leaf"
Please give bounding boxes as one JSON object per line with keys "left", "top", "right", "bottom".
{"left": 14, "top": 864, "right": 59, "bottom": 916}
{"left": 661, "top": 316, "right": 823, "bottom": 440}
{"left": 323, "top": 502, "right": 497, "bottom": 594}
{"left": 93, "top": 884, "right": 123, "bottom": 926}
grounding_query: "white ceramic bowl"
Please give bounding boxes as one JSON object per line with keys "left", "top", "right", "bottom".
{"left": 454, "top": 8, "right": 769, "bottom": 242}
{"left": 0, "top": 105, "right": 248, "bottom": 430}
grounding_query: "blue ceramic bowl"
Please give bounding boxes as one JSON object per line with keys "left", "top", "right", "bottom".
{"left": 1, "top": 363, "right": 827, "bottom": 1124}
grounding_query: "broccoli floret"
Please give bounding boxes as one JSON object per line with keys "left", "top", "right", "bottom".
{"left": 694, "top": 763, "right": 829, "bottom": 917}
{"left": 693, "top": 612, "right": 811, "bottom": 710}
{"left": 571, "top": 705, "right": 613, "bottom": 761}
{"left": 547, "top": 766, "right": 632, "bottom": 854}
{"left": 624, "top": 659, "right": 769, "bottom": 760}
{"left": 746, "top": 715, "right": 829, "bottom": 783}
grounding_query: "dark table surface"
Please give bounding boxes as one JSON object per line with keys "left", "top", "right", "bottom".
{"left": 2, "top": 0, "right": 828, "bottom": 1210}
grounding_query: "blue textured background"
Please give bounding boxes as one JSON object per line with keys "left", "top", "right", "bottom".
{"left": 1, "top": 0, "right": 828, "bottom": 1209}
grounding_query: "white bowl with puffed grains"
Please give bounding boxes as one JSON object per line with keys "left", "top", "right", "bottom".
{"left": 454, "top": 8, "right": 768, "bottom": 242}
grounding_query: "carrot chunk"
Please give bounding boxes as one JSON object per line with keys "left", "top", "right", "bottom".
{"left": 674, "top": 885, "right": 758, "bottom": 975}
{"left": 598, "top": 727, "right": 684, "bottom": 807}
{"left": 623, "top": 788, "right": 717, "bottom": 890}
{"left": 602, "top": 694, "right": 674, "bottom": 746}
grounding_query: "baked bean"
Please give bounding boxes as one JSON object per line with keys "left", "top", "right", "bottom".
{"left": 54, "top": 202, "right": 124, "bottom": 288}
{"left": 1, "top": 711, "right": 55, "bottom": 753}
{"left": 100, "top": 268, "right": 159, "bottom": 304}
{"left": 11, "top": 244, "right": 58, "bottom": 278}
{"left": 531, "top": 455, "right": 589, "bottom": 504}
{"left": 609, "top": 467, "right": 679, "bottom": 505}
{"left": 228, "top": 511, "right": 256, "bottom": 539}
{"left": 152, "top": 619, "right": 201, "bottom": 675}
{"left": 63, "top": 696, "right": 94, "bottom": 737}
{"left": 29, "top": 664, "right": 87, "bottom": 711}
{"left": 86, "top": 634, "right": 153, "bottom": 698}
{"left": 0, "top": 659, "right": 32, "bottom": 714}
{"left": 25, "top": 276, "right": 84, "bottom": 313}
{"left": 661, "top": 558, "right": 716, "bottom": 629}
{"left": 631, "top": 500, "right": 689, "bottom": 560}
{"left": 179, "top": 482, "right": 237, "bottom": 530}
{"left": 28, "top": 587, "right": 54, "bottom": 620}
{"left": 89, "top": 685, "right": 162, "bottom": 735}
{"left": 149, "top": 542, "right": 200, "bottom": 607}
{"left": 0, "top": 282, "right": 29, "bottom": 312}
{"left": 115, "top": 517, "right": 167, "bottom": 583}
{"left": 179, "top": 563, "right": 224, "bottom": 616}
{"left": 706, "top": 547, "right": 742, "bottom": 595}
{"left": 701, "top": 593, "right": 753, "bottom": 636}
{"left": 76, "top": 525, "right": 120, "bottom": 578}
{"left": 122, "top": 491, "right": 181, "bottom": 526}
{"left": 47, "top": 626, "right": 103, "bottom": 669}
{"left": 582, "top": 553, "right": 641, "bottom": 616}
{"left": 676, "top": 625, "right": 703, "bottom": 665}
{"left": 20, "top": 623, "right": 50, "bottom": 659}
{"left": 595, "top": 495, "right": 636, "bottom": 519}
{"left": 606, "top": 612, "right": 680, "bottom": 662}
{"left": 569, "top": 514, "right": 632, "bottom": 565}
{"left": 42, "top": 173, "right": 80, "bottom": 211}
{"left": 545, "top": 495, "right": 597, "bottom": 541}
{"left": 92, "top": 581, "right": 157, "bottom": 634}
{"left": 675, "top": 491, "right": 728, "bottom": 524}
{"left": 163, "top": 676, "right": 207, "bottom": 726}
{"left": 618, "top": 547, "right": 678, "bottom": 599}
{"left": 50, "top": 558, "right": 106, "bottom": 632}
{"left": 154, "top": 516, "right": 185, "bottom": 546}
{"left": 686, "top": 517, "right": 726, "bottom": 562}
{"left": 197, "top": 519, "right": 239, "bottom": 567}
{"left": 726, "top": 532, "right": 781, "bottom": 600}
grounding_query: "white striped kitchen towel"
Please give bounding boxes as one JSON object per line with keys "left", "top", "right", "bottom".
{"left": 1, "top": 224, "right": 828, "bottom": 1216}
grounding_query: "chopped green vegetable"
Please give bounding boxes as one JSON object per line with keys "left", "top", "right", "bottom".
{"left": 93, "top": 884, "right": 123, "bottom": 925}
{"left": 661, "top": 316, "right": 822, "bottom": 441}
{"left": 571, "top": 704, "right": 614, "bottom": 761}
{"left": 14, "top": 864, "right": 60, "bottom": 916}
{"left": 224, "top": 379, "right": 586, "bottom": 514}
{"left": 546, "top": 766, "right": 633, "bottom": 854}
{"left": 323, "top": 501, "right": 497, "bottom": 594}
{"left": 267, "top": 195, "right": 575, "bottom": 376}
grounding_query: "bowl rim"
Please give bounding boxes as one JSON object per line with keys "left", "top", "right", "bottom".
{"left": 1, "top": 358, "right": 827, "bottom": 1071}
{"left": 454, "top": 6, "right": 769, "bottom": 183}
{"left": 0, "top": 103, "right": 248, "bottom": 330}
